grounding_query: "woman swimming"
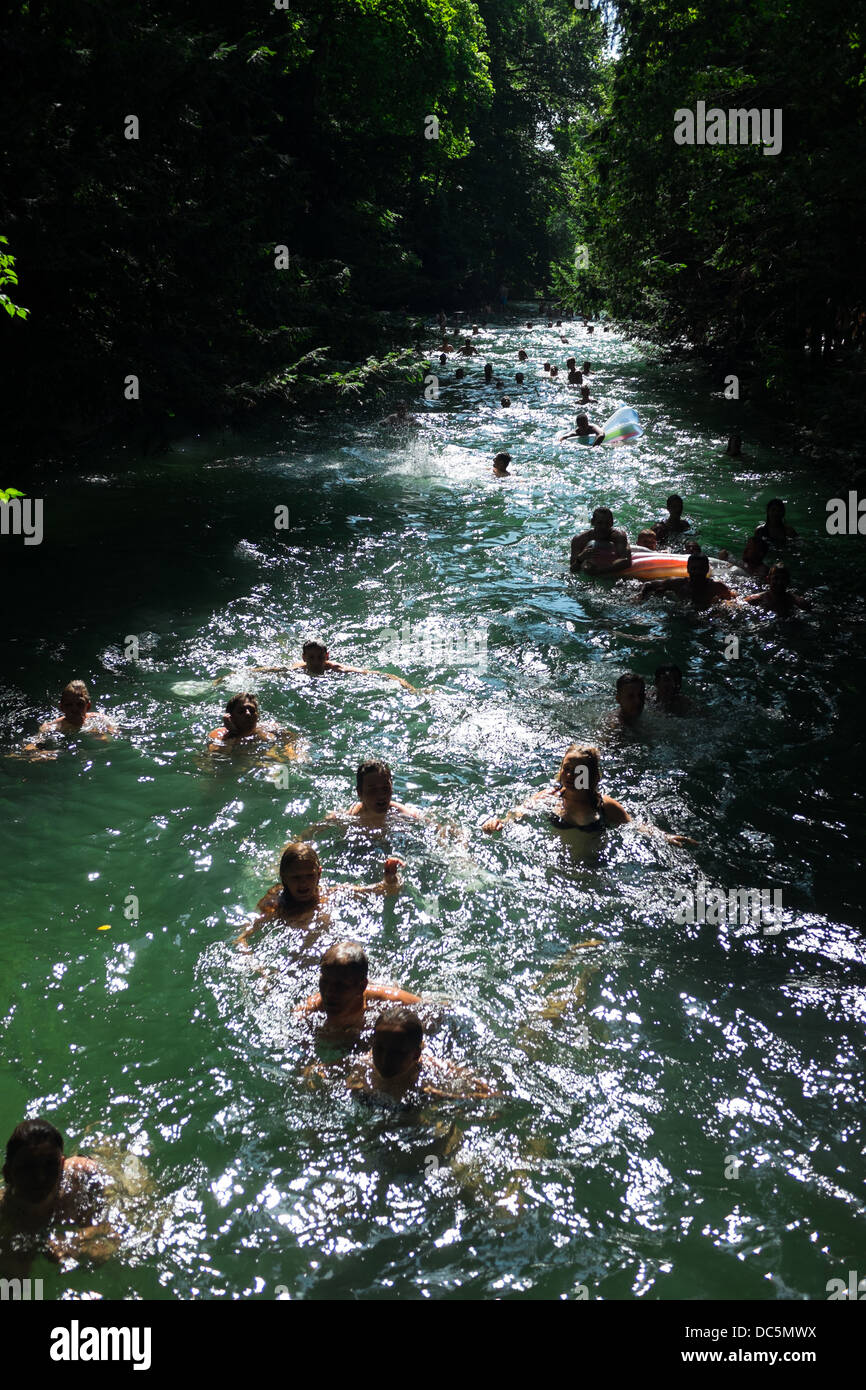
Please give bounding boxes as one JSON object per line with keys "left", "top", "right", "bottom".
{"left": 481, "top": 745, "right": 694, "bottom": 845}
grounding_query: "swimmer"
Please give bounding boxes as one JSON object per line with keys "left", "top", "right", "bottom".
{"left": 439, "top": 353, "right": 447, "bottom": 366}
{"left": 560, "top": 412, "right": 605, "bottom": 446}
{"left": 37, "top": 680, "right": 115, "bottom": 737}
{"left": 651, "top": 664, "right": 693, "bottom": 715}
{"left": 543, "top": 361, "right": 551, "bottom": 373}
{"left": 472, "top": 324, "right": 480, "bottom": 335}
{"left": 483, "top": 362, "right": 493, "bottom": 384}
{"left": 653, "top": 494, "right": 691, "bottom": 541}
{"left": 755, "top": 498, "right": 797, "bottom": 546}
{"left": 249, "top": 639, "right": 416, "bottom": 691}
{"left": 613, "top": 671, "right": 646, "bottom": 727}
{"left": 570, "top": 507, "right": 631, "bottom": 574}
{"left": 455, "top": 367, "right": 465, "bottom": 380}
{"left": 298, "top": 942, "right": 420, "bottom": 1037}
{"left": 0, "top": 1119, "right": 116, "bottom": 1273}
{"left": 566, "top": 358, "right": 576, "bottom": 371}
{"left": 550, "top": 366, "right": 558, "bottom": 378}
{"left": 324, "top": 759, "right": 423, "bottom": 829}
{"left": 380, "top": 403, "right": 414, "bottom": 428}
{"left": 347, "top": 1009, "right": 493, "bottom": 1106}
{"left": 493, "top": 452, "right": 511, "bottom": 476}
{"left": 235, "top": 842, "right": 404, "bottom": 949}
{"left": 636, "top": 529, "right": 659, "bottom": 550}
{"left": 482, "top": 744, "right": 694, "bottom": 844}
{"left": 738, "top": 533, "right": 770, "bottom": 579}
{"left": 495, "top": 378, "right": 504, "bottom": 389}
{"left": 515, "top": 372, "right": 524, "bottom": 384}
{"left": 578, "top": 385, "right": 595, "bottom": 404}
{"left": 581, "top": 360, "right": 591, "bottom": 374}
{"left": 744, "top": 563, "right": 810, "bottom": 615}
{"left": 638, "top": 553, "right": 734, "bottom": 610}
{"left": 501, "top": 396, "right": 511, "bottom": 408}
{"left": 208, "top": 692, "right": 297, "bottom": 753}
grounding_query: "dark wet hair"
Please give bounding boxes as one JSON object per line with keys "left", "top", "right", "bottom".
{"left": 302, "top": 639, "right": 327, "bottom": 656}
{"left": 493, "top": 453, "right": 511, "bottom": 467}
{"left": 5, "top": 1118, "right": 63, "bottom": 1169}
{"left": 687, "top": 552, "right": 710, "bottom": 575}
{"left": 654, "top": 664, "right": 683, "bottom": 687}
{"left": 320, "top": 940, "right": 368, "bottom": 980}
{"left": 766, "top": 498, "right": 786, "bottom": 518}
{"left": 666, "top": 494, "right": 683, "bottom": 509}
{"left": 375, "top": 1007, "right": 423, "bottom": 1048}
{"left": 356, "top": 759, "right": 392, "bottom": 796}
{"left": 226, "top": 692, "right": 258, "bottom": 716}
{"left": 515, "top": 372, "right": 524, "bottom": 383}
{"left": 616, "top": 671, "right": 646, "bottom": 697}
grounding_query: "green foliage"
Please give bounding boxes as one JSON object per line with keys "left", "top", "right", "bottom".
{"left": 0, "top": 236, "right": 28, "bottom": 320}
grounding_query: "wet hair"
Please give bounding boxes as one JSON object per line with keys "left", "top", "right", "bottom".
{"left": 302, "top": 639, "right": 327, "bottom": 657}
{"left": 320, "top": 940, "right": 368, "bottom": 981}
{"left": 226, "top": 692, "right": 258, "bottom": 717}
{"left": 515, "top": 372, "right": 524, "bottom": 384}
{"left": 60, "top": 679, "right": 89, "bottom": 703}
{"left": 455, "top": 368, "right": 465, "bottom": 379}
{"left": 439, "top": 353, "right": 447, "bottom": 364}
{"left": 591, "top": 505, "right": 613, "bottom": 524}
{"left": 654, "top": 664, "right": 683, "bottom": 688}
{"left": 493, "top": 452, "right": 511, "bottom": 468}
{"left": 484, "top": 362, "right": 493, "bottom": 378}
{"left": 543, "top": 362, "right": 551, "bottom": 371}
{"left": 518, "top": 350, "right": 527, "bottom": 361}
{"left": 575, "top": 414, "right": 590, "bottom": 431}
{"left": 666, "top": 494, "right": 683, "bottom": 509}
{"left": 500, "top": 396, "right": 511, "bottom": 407}
{"left": 636, "top": 529, "right": 657, "bottom": 548}
{"left": 356, "top": 759, "right": 392, "bottom": 796}
{"left": 557, "top": 744, "right": 603, "bottom": 811}
{"left": 566, "top": 358, "right": 576, "bottom": 369}
{"left": 616, "top": 671, "right": 646, "bottom": 700}
{"left": 279, "top": 841, "right": 321, "bottom": 883}
{"left": 375, "top": 1007, "right": 423, "bottom": 1048}
{"left": 582, "top": 361, "right": 591, "bottom": 373}
{"left": 766, "top": 498, "right": 786, "bottom": 518}
{"left": 4, "top": 1118, "right": 63, "bottom": 1170}
{"left": 579, "top": 385, "right": 589, "bottom": 398}
{"left": 687, "top": 552, "right": 710, "bottom": 576}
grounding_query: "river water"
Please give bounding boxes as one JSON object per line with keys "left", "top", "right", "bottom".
{"left": 1, "top": 317, "right": 864, "bottom": 1300}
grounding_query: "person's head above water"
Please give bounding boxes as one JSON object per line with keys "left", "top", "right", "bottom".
{"left": 557, "top": 743, "right": 601, "bottom": 798}
{"left": 566, "top": 358, "right": 576, "bottom": 370}
{"left": 301, "top": 638, "right": 329, "bottom": 672}
{"left": 500, "top": 396, "right": 511, "bottom": 408}
{"left": 637, "top": 529, "right": 658, "bottom": 549}
{"left": 58, "top": 679, "right": 91, "bottom": 726}
{"left": 666, "top": 494, "right": 684, "bottom": 517}
{"left": 654, "top": 665, "right": 683, "bottom": 701}
{"left": 515, "top": 372, "right": 524, "bottom": 384}
{"left": 743, "top": 533, "right": 769, "bottom": 564}
{"left": 543, "top": 362, "right": 551, "bottom": 372}
{"left": 575, "top": 413, "right": 591, "bottom": 434}
{"left": 518, "top": 349, "right": 528, "bottom": 361}
{"left": 3, "top": 1118, "right": 64, "bottom": 1207}
{"left": 279, "top": 841, "right": 322, "bottom": 902}
{"left": 356, "top": 759, "right": 393, "bottom": 814}
{"left": 686, "top": 553, "right": 711, "bottom": 581}
{"left": 483, "top": 362, "right": 493, "bottom": 382}
{"left": 765, "top": 498, "right": 787, "bottom": 524}
{"left": 582, "top": 360, "right": 591, "bottom": 373}
{"left": 224, "top": 691, "right": 259, "bottom": 735}
{"left": 318, "top": 941, "right": 368, "bottom": 1015}
{"left": 372, "top": 1007, "right": 423, "bottom": 1080}
{"left": 590, "top": 506, "right": 614, "bottom": 536}
{"left": 616, "top": 672, "right": 646, "bottom": 720}
{"left": 493, "top": 452, "right": 511, "bottom": 474}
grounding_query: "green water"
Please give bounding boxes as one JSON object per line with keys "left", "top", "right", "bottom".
{"left": 2, "top": 320, "right": 864, "bottom": 1301}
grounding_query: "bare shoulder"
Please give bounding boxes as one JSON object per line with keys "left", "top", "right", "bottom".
{"left": 602, "top": 796, "right": 630, "bottom": 825}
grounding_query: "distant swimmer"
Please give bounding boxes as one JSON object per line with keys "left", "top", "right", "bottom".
{"left": 347, "top": 1009, "right": 494, "bottom": 1107}
{"left": 570, "top": 508, "right": 632, "bottom": 575}
{"left": 455, "top": 367, "right": 465, "bottom": 380}
{"left": 560, "top": 412, "right": 605, "bottom": 446}
{"left": 235, "top": 842, "right": 403, "bottom": 950}
{"left": 493, "top": 452, "right": 511, "bottom": 476}
{"left": 744, "top": 563, "right": 810, "bottom": 615}
{"left": 653, "top": 494, "right": 691, "bottom": 542}
{"left": 458, "top": 341, "right": 478, "bottom": 357}
{"left": 518, "top": 349, "right": 528, "bottom": 362}
{"left": 208, "top": 692, "right": 298, "bottom": 754}
{"left": 579, "top": 385, "right": 596, "bottom": 404}
{"left": 501, "top": 396, "right": 511, "bottom": 408}
{"left": 481, "top": 744, "right": 694, "bottom": 845}
{"left": 37, "top": 680, "right": 116, "bottom": 737}
{"left": 612, "top": 671, "right": 646, "bottom": 728}
{"left": 298, "top": 942, "right": 420, "bottom": 1039}
{"left": 638, "top": 552, "right": 734, "bottom": 610}
{"left": 755, "top": 498, "right": 797, "bottom": 547}
{"left": 581, "top": 361, "right": 591, "bottom": 375}
{"left": 250, "top": 638, "right": 416, "bottom": 691}
{"left": 650, "top": 664, "right": 693, "bottom": 715}
{"left": 0, "top": 1118, "right": 116, "bottom": 1273}
{"left": 484, "top": 363, "right": 493, "bottom": 384}
{"left": 514, "top": 372, "right": 525, "bottom": 384}
{"left": 739, "top": 533, "right": 770, "bottom": 578}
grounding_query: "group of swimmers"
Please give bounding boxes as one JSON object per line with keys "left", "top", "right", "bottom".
{"left": 2, "top": 312, "right": 810, "bottom": 1276}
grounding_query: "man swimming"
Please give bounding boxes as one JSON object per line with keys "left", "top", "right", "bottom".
{"left": 0, "top": 1119, "right": 115, "bottom": 1273}
{"left": 493, "top": 452, "right": 511, "bottom": 476}
{"left": 347, "top": 1009, "right": 493, "bottom": 1106}
{"left": 650, "top": 664, "right": 693, "bottom": 715}
{"left": 570, "top": 508, "right": 632, "bottom": 575}
{"left": 744, "top": 563, "right": 810, "bottom": 615}
{"left": 37, "top": 680, "right": 115, "bottom": 736}
{"left": 248, "top": 639, "right": 416, "bottom": 691}
{"left": 638, "top": 553, "right": 734, "bottom": 610}
{"left": 613, "top": 672, "right": 646, "bottom": 727}
{"left": 207, "top": 692, "right": 298, "bottom": 753}
{"left": 755, "top": 499, "right": 797, "bottom": 547}
{"left": 653, "top": 494, "right": 691, "bottom": 542}
{"left": 560, "top": 412, "right": 605, "bottom": 446}
{"left": 298, "top": 942, "right": 420, "bottom": 1037}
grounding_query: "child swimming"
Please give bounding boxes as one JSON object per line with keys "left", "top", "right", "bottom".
{"left": 298, "top": 942, "right": 421, "bottom": 1039}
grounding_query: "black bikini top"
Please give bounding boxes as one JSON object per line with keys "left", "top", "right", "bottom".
{"left": 548, "top": 797, "right": 609, "bottom": 834}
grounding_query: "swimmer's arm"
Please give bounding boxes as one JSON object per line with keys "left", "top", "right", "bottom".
{"left": 235, "top": 891, "right": 279, "bottom": 949}
{"left": 559, "top": 431, "right": 579, "bottom": 442}
{"left": 365, "top": 983, "right": 422, "bottom": 1006}
{"left": 638, "top": 580, "right": 671, "bottom": 600}
{"left": 482, "top": 787, "right": 554, "bottom": 832}
{"left": 629, "top": 812, "right": 698, "bottom": 846}
{"left": 570, "top": 535, "right": 592, "bottom": 571}
{"left": 247, "top": 665, "right": 293, "bottom": 674}
{"left": 46, "top": 1222, "right": 120, "bottom": 1266}
{"left": 350, "top": 856, "right": 404, "bottom": 896}
{"left": 297, "top": 992, "right": 323, "bottom": 1014}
